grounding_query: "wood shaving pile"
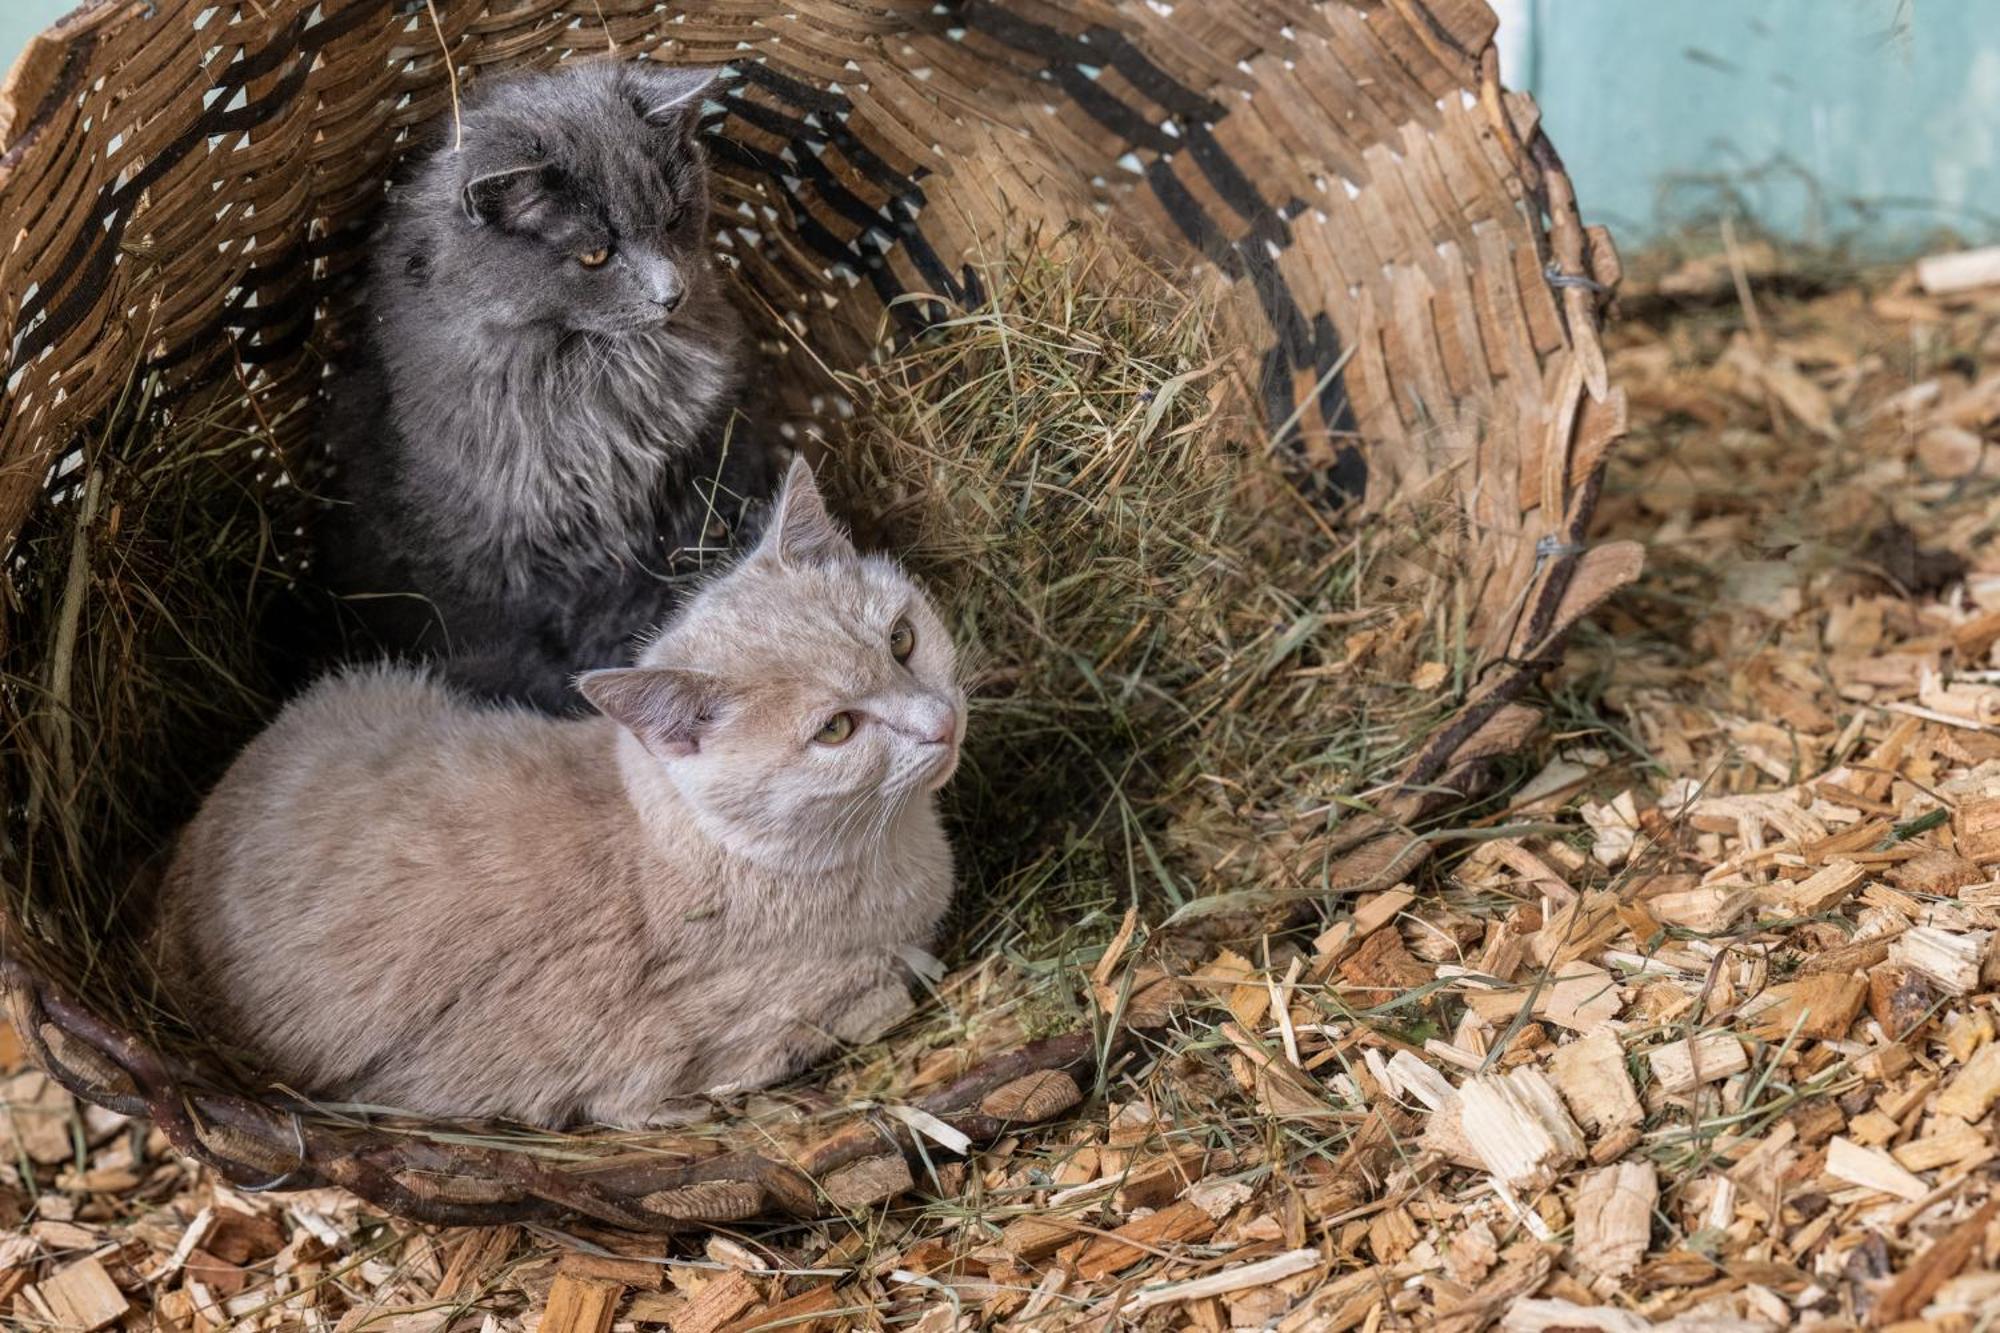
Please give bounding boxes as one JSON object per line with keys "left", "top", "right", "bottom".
{"left": 6, "top": 242, "right": 2000, "bottom": 1331}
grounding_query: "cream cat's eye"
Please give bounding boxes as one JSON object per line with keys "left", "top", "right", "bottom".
{"left": 814, "top": 712, "right": 856, "bottom": 746}
{"left": 889, "top": 618, "right": 915, "bottom": 663}
{"left": 576, "top": 246, "right": 611, "bottom": 268}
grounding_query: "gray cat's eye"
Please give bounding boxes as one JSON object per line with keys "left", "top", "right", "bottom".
{"left": 889, "top": 618, "right": 915, "bottom": 663}
{"left": 814, "top": 712, "right": 856, "bottom": 745}
{"left": 576, "top": 245, "right": 611, "bottom": 268}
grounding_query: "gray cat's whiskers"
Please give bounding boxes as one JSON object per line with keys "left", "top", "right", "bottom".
{"left": 316, "top": 59, "right": 779, "bottom": 715}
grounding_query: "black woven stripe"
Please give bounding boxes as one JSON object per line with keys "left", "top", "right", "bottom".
{"left": 788, "top": 140, "right": 900, "bottom": 235}
{"left": 1048, "top": 65, "right": 1175, "bottom": 154}
{"left": 11, "top": 0, "right": 388, "bottom": 372}
{"left": 1181, "top": 121, "right": 1288, "bottom": 241}
{"left": 1081, "top": 25, "right": 1226, "bottom": 121}
{"left": 721, "top": 79, "right": 924, "bottom": 201}
{"left": 707, "top": 138, "right": 870, "bottom": 275}
{"left": 1312, "top": 313, "right": 1361, "bottom": 437}
{"left": 958, "top": 2, "right": 1366, "bottom": 504}
{"left": 959, "top": 1, "right": 1094, "bottom": 65}
{"left": 1143, "top": 158, "right": 1242, "bottom": 276}
{"left": 894, "top": 215, "right": 964, "bottom": 306}
{"left": 1236, "top": 236, "right": 1312, "bottom": 368}
{"left": 731, "top": 58, "right": 852, "bottom": 118}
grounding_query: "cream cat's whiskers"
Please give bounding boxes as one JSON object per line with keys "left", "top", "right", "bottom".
{"left": 157, "top": 460, "right": 959, "bottom": 1128}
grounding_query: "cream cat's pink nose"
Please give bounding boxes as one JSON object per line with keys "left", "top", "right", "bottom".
{"left": 915, "top": 707, "right": 956, "bottom": 745}
{"left": 898, "top": 699, "right": 957, "bottom": 746}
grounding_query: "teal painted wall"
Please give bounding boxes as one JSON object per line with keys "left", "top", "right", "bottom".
{"left": 1523, "top": 0, "right": 2000, "bottom": 250}
{"left": 0, "top": 2, "right": 72, "bottom": 79}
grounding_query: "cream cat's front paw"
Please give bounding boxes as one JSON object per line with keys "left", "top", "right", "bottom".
{"left": 828, "top": 983, "right": 915, "bottom": 1045}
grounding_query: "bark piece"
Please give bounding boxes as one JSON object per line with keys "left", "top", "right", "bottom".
{"left": 1868, "top": 964, "right": 1936, "bottom": 1039}
{"left": 822, "top": 1154, "right": 914, "bottom": 1209}
{"left": 1337, "top": 928, "right": 1432, "bottom": 1005}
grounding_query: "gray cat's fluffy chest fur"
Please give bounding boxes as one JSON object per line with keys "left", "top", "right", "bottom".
{"left": 372, "top": 292, "right": 743, "bottom": 584}
{"left": 317, "top": 60, "right": 778, "bottom": 713}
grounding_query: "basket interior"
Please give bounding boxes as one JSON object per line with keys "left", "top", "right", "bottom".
{"left": 0, "top": 0, "right": 1635, "bottom": 1221}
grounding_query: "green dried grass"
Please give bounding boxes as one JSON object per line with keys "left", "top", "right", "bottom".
{"left": 1, "top": 366, "right": 307, "bottom": 1039}
{"left": 0, "top": 232, "right": 1469, "bottom": 1159}
{"left": 831, "top": 237, "right": 1464, "bottom": 985}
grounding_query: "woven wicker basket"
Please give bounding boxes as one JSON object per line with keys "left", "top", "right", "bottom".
{"left": 0, "top": 0, "right": 1637, "bottom": 1231}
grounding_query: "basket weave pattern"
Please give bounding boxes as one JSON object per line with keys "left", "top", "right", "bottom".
{"left": 0, "top": 0, "right": 1632, "bottom": 1229}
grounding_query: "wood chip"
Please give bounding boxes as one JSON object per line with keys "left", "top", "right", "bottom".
{"left": 716, "top": 1282, "right": 839, "bottom": 1333}
{"left": 1743, "top": 973, "right": 1867, "bottom": 1040}
{"left": 1954, "top": 793, "right": 2000, "bottom": 863}
{"left": 1120, "top": 1249, "right": 1319, "bottom": 1316}
{"left": 1069, "top": 1200, "right": 1215, "bottom": 1280}
{"left": 1917, "top": 246, "right": 2000, "bottom": 295}
{"left": 1825, "top": 1136, "right": 1931, "bottom": 1203}
{"left": 1456, "top": 1067, "right": 1585, "bottom": 1191}
{"left": 1888, "top": 925, "right": 1989, "bottom": 995}
{"left": 1936, "top": 1041, "right": 2000, "bottom": 1121}
{"left": 1571, "top": 1161, "right": 1655, "bottom": 1278}
{"left": 667, "top": 1271, "right": 761, "bottom": 1333}
{"left": 27, "top": 1258, "right": 130, "bottom": 1333}
{"left": 1871, "top": 1199, "right": 2000, "bottom": 1323}
{"left": 1771, "top": 858, "right": 1866, "bottom": 914}
{"left": 1646, "top": 1033, "right": 1750, "bottom": 1095}
{"left": 1548, "top": 1027, "right": 1642, "bottom": 1132}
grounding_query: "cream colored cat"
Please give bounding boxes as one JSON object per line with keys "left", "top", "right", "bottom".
{"left": 157, "top": 459, "right": 962, "bottom": 1127}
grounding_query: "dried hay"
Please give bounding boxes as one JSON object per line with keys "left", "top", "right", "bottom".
{"left": 0, "top": 231, "right": 1462, "bottom": 1142}
{"left": 1, "top": 368, "right": 311, "bottom": 1049}
{"left": 12, "top": 231, "right": 2000, "bottom": 1332}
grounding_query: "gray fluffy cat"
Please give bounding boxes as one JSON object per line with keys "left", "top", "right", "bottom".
{"left": 318, "top": 59, "right": 776, "bottom": 714}
{"left": 158, "top": 460, "right": 962, "bottom": 1127}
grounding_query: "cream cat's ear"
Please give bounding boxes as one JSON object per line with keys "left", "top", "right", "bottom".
{"left": 758, "top": 455, "right": 855, "bottom": 568}
{"left": 578, "top": 667, "right": 724, "bottom": 759}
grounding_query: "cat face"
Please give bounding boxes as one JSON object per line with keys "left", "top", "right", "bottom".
{"left": 418, "top": 60, "right": 721, "bottom": 337}
{"left": 581, "top": 459, "right": 966, "bottom": 867}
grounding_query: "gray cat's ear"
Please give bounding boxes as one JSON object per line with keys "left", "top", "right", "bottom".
{"left": 757, "top": 455, "right": 855, "bottom": 568}
{"left": 578, "top": 667, "right": 724, "bottom": 759}
{"left": 460, "top": 161, "right": 545, "bottom": 227}
{"left": 630, "top": 62, "right": 720, "bottom": 126}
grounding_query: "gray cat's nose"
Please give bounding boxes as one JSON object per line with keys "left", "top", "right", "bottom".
{"left": 644, "top": 263, "right": 685, "bottom": 312}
